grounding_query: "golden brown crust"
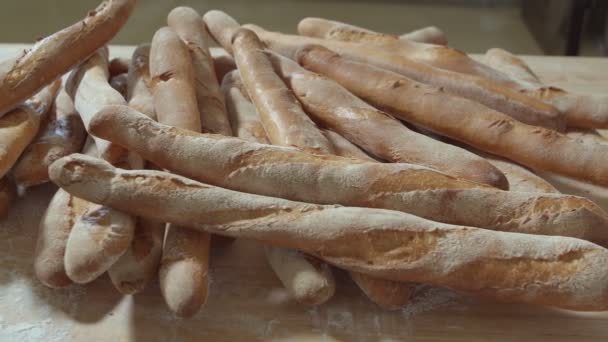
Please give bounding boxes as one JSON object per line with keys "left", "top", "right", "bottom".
{"left": 169, "top": 7, "right": 232, "bottom": 135}
{"left": 150, "top": 27, "right": 201, "bottom": 132}
{"left": 86, "top": 106, "right": 608, "bottom": 245}
{"left": 49, "top": 155, "right": 608, "bottom": 311}
{"left": 0, "top": 177, "right": 16, "bottom": 218}
{"left": 66, "top": 47, "right": 127, "bottom": 163}
{"left": 0, "top": 80, "right": 60, "bottom": 178}
{"left": 232, "top": 29, "right": 334, "bottom": 154}
{"left": 245, "top": 24, "right": 564, "bottom": 131}
{"left": 0, "top": 0, "right": 136, "bottom": 115}
{"left": 297, "top": 45, "right": 608, "bottom": 186}
{"left": 269, "top": 51, "right": 508, "bottom": 189}
{"left": 12, "top": 88, "right": 86, "bottom": 187}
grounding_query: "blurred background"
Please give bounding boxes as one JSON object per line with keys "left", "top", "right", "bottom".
{"left": 0, "top": 0, "right": 606, "bottom": 56}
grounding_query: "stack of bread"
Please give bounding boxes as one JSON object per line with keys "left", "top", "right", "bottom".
{"left": 2, "top": 0, "right": 608, "bottom": 317}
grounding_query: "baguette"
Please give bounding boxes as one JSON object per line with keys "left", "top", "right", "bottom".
{"left": 110, "top": 73, "right": 129, "bottom": 99}
{"left": 49, "top": 154, "right": 608, "bottom": 311}
{"left": 89, "top": 106, "right": 608, "bottom": 246}
{"left": 109, "top": 57, "right": 131, "bottom": 77}
{"left": 66, "top": 47, "right": 128, "bottom": 163}
{"left": 107, "top": 217, "right": 164, "bottom": 294}
{"left": 108, "top": 54, "right": 163, "bottom": 295}
{"left": 169, "top": 7, "right": 232, "bottom": 135}
{"left": 400, "top": 26, "right": 447, "bottom": 45}
{"left": 268, "top": 51, "right": 508, "bottom": 188}
{"left": 483, "top": 47, "right": 608, "bottom": 129}
{"left": 243, "top": 24, "right": 563, "bottom": 131}
{"left": 296, "top": 45, "right": 608, "bottom": 186}
{"left": 0, "top": 80, "right": 60, "bottom": 178}
{"left": 0, "top": 0, "right": 136, "bottom": 116}
{"left": 63, "top": 139, "right": 136, "bottom": 284}
{"left": 150, "top": 27, "right": 201, "bottom": 133}
{"left": 232, "top": 29, "right": 334, "bottom": 154}
{"left": 127, "top": 44, "right": 156, "bottom": 119}
{"left": 221, "top": 71, "right": 270, "bottom": 144}
{"left": 151, "top": 26, "right": 210, "bottom": 317}
{"left": 0, "top": 177, "right": 16, "bottom": 218}
{"left": 34, "top": 189, "right": 90, "bottom": 288}
{"left": 12, "top": 88, "right": 86, "bottom": 187}
{"left": 298, "top": 18, "right": 506, "bottom": 83}
{"left": 202, "top": 10, "right": 241, "bottom": 54}
{"left": 538, "top": 172, "right": 608, "bottom": 211}
{"left": 232, "top": 33, "right": 336, "bottom": 305}
{"left": 482, "top": 155, "right": 558, "bottom": 194}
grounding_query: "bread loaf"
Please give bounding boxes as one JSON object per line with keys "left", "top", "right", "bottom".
{"left": 151, "top": 25, "right": 211, "bottom": 317}
{"left": 12, "top": 88, "right": 86, "bottom": 187}
{"left": 483, "top": 47, "right": 608, "bottom": 129}
{"left": 65, "top": 47, "right": 128, "bottom": 163}
{"left": 296, "top": 45, "right": 608, "bottom": 186}
{"left": 88, "top": 106, "right": 608, "bottom": 246}
{"left": 202, "top": 10, "right": 241, "bottom": 54}
{"left": 49, "top": 154, "right": 608, "bottom": 311}
{"left": 268, "top": 51, "right": 508, "bottom": 188}
{"left": 400, "top": 26, "right": 447, "bottom": 45}
{"left": 0, "top": 0, "right": 136, "bottom": 116}
{"left": 169, "top": 7, "right": 232, "bottom": 135}
{"left": 232, "top": 29, "right": 334, "bottom": 154}
{"left": 0, "top": 80, "right": 60, "bottom": 178}
{"left": 243, "top": 24, "right": 563, "bottom": 131}
{"left": 320, "top": 129, "right": 373, "bottom": 161}
{"left": 0, "top": 177, "right": 16, "bottom": 218}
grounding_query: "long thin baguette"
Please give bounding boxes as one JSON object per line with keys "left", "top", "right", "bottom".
{"left": 107, "top": 217, "right": 164, "bottom": 295}
{"left": 0, "top": 0, "right": 136, "bottom": 116}
{"left": 89, "top": 106, "right": 608, "bottom": 246}
{"left": 232, "top": 29, "right": 334, "bottom": 154}
{"left": 0, "top": 177, "right": 16, "bottom": 218}
{"left": 482, "top": 155, "right": 558, "bottom": 194}
{"left": 268, "top": 51, "right": 508, "bottom": 188}
{"left": 151, "top": 26, "right": 210, "bottom": 317}
{"left": 483, "top": 47, "right": 608, "bottom": 128}
{"left": 12, "top": 88, "right": 86, "bottom": 187}
{"left": 63, "top": 139, "right": 136, "bottom": 284}
{"left": 127, "top": 44, "right": 156, "bottom": 119}
{"left": 243, "top": 24, "right": 563, "bottom": 131}
{"left": 221, "top": 71, "right": 270, "bottom": 144}
{"left": 150, "top": 27, "right": 201, "bottom": 133}
{"left": 0, "top": 80, "right": 60, "bottom": 178}
{"left": 50, "top": 154, "right": 608, "bottom": 311}
{"left": 231, "top": 33, "right": 336, "bottom": 305}
{"left": 108, "top": 53, "right": 163, "bottom": 295}
{"left": 169, "top": 7, "right": 232, "bottom": 135}
{"left": 400, "top": 26, "right": 447, "bottom": 45}
{"left": 65, "top": 48, "right": 128, "bottom": 163}
{"left": 297, "top": 45, "right": 608, "bottom": 186}
{"left": 298, "top": 18, "right": 507, "bottom": 83}
{"left": 34, "top": 189, "right": 90, "bottom": 288}
{"left": 202, "top": 10, "right": 241, "bottom": 54}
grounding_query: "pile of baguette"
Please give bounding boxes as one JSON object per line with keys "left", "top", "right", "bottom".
{"left": 2, "top": 0, "right": 608, "bottom": 318}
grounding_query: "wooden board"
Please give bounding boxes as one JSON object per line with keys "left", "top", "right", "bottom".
{"left": 1, "top": 44, "right": 608, "bottom": 342}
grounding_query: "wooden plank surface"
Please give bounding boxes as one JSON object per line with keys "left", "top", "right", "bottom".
{"left": 1, "top": 44, "right": 608, "bottom": 342}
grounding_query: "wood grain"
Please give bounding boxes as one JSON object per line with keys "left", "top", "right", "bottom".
{"left": 1, "top": 44, "right": 608, "bottom": 341}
